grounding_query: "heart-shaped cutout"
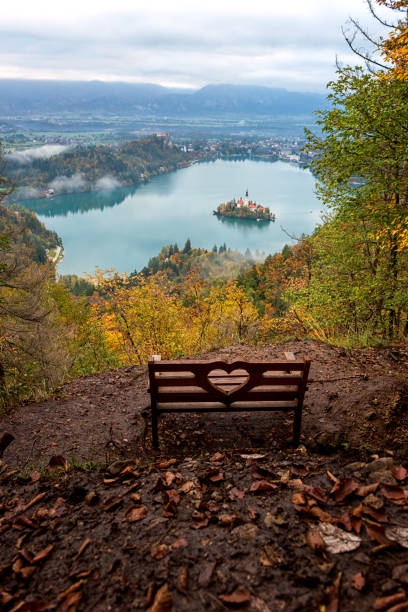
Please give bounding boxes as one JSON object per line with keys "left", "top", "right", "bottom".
{"left": 206, "top": 367, "right": 250, "bottom": 396}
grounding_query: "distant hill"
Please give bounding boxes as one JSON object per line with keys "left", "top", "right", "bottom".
{"left": 0, "top": 79, "right": 328, "bottom": 117}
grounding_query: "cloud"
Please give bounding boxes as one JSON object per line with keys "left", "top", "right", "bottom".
{"left": 94, "top": 176, "right": 121, "bottom": 191}
{"left": 49, "top": 173, "right": 85, "bottom": 193}
{"left": 14, "top": 186, "right": 41, "bottom": 200}
{"left": 6, "top": 144, "right": 70, "bottom": 164}
{"left": 0, "top": 1, "right": 395, "bottom": 92}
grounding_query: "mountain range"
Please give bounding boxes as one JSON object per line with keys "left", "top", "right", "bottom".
{"left": 0, "top": 79, "right": 328, "bottom": 117}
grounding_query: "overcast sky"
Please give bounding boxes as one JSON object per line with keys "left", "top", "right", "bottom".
{"left": 0, "top": 0, "right": 393, "bottom": 92}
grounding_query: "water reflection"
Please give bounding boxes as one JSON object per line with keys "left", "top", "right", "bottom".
{"left": 25, "top": 185, "right": 139, "bottom": 217}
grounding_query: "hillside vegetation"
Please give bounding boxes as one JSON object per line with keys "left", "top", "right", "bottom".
{"left": 5, "top": 136, "right": 195, "bottom": 196}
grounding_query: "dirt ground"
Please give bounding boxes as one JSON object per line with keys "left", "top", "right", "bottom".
{"left": 0, "top": 340, "right": 407, "bottom": 611}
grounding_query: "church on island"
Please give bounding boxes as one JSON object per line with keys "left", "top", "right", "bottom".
{"left": 214, "top": 190, "right": 275, "bottom": 222}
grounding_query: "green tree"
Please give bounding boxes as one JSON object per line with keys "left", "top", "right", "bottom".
{"left": 301, "top": 67, "right": 408, "bottom": 341}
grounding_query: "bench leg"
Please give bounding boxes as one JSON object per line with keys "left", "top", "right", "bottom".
{"left": 152, "top": 408, "right": 159, "bottom": 450}
{"left": 293, "top": 407, "right": 302, "bottom": 447}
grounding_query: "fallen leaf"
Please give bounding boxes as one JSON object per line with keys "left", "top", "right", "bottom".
{"left": 373, "top": 592, "right": 407, "bottom": 611}
{"left": 240, "top": 453, "right": 265, "bottom": 460}
{"left": 316, "top": 523, "right": 361, "bottom": 554}
{"left": 381, "top": 485, "right": 407, "bottom": 504}
{"left": 20, "top": 565, "right": 36, "bottom": 579}
{"left": 323, "top": 571, "right": 342, "bottom": 612}
{"left": 165, "top": 472, "right": 175, "bottom": 487}
{"left": 249, "top": 480, "right": 277, "bottom": 493}
{"left": 151, "top": 543, "right": 167, "bottom": 559}
{"left": 176, "top": 566, "right": 188, "bottom": 594}
{"left": 198, "top": 561, "right": 216, "bottom": 587}
{"left": 218, "top": 514, "right": 236, "bottom": 526}
{"left": 229, "top": 487, "right": 245, "bottom": 501}
{"left": 57, "top": 580, "right": 86, "bottom": 602}
{"left": 211, "top": 452, "right": 225, "bottom": 462}
{"left": 171, "top": 537, "right": 188, "bottom": 550}
{"left": 73, "top": 538, "right": 90, "bottom": 560}
{"left": 85, "top": 492, "right": 99, "bottom": 506}
{"left": 48, "top": 455, "right": 68, "bottom": 472}
{"left": 103, "top": 496, "right": 123, "bottom": 512}
{"left": 393, "top": 466, "right": 407, "bottom": 481}
{"left": 22, "top": 492, "right": 47, "bottom": 513}
{"left": 303, "top": 486, "right": 327, "bottom": 504}
{"left": 385, "top": 526, "right": 408, "bottom": 548}
{"left": 219, "top": 586, "right": 251, "bottom": 606}
{"left": 179, "top": 481, "right": 194, "bottom": 494}
{"left": 125, "top": 505, "right": 147, "bottom": 522}
{"left": 364, "top": 521, "right": 394, "bottom": 546}
{"left": 157, "top": 459, "right": 177, "bottom": 469}
{"left": 356, "top": 483, "right": 379, "bottom": 497}
{"left": 331, "top": 479, "right": 359, "bottom": 503}
{"left": 32, "top": 544, "right": 54, "bottom": 564}
{"left": 307, "top": 529, "right": 326, "bottom": 554}
{"left": 259, "top": 544, "right": 281, "bottom": 566}
{"left": 292, "top": 492, "right": 306, "bottom": 505}
{"left": 352, "top": 571, "right": 366, "bottom": 591}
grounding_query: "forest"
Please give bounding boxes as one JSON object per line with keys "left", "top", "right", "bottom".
{"left": 4, "top": 136, "right": 196, "bottom": 196}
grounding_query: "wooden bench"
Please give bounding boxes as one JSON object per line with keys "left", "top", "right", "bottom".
{"left": 147, "top": 352, "right": 310, "bottom": 449}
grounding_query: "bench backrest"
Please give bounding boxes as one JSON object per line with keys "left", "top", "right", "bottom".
{"left": 148, "top": 357, "right": 310, "bottom": 407}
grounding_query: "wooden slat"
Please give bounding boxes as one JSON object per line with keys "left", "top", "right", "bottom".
{"left": 150, "top": 360, "right": 306, "bottom": 372}
{"left": 156, "top": 389, "right": 298, "bottom": 403}
{"left": 157, "top": 400, "right": 298, "bottom": 412}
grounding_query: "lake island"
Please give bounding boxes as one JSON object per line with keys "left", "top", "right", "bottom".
{"left": 214, "top": 190, "right": 276, "bottom": 222}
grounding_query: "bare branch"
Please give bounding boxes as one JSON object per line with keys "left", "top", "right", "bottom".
{"left": 341, "top": 25, "right": 389, "bottom": 70}
{"left": 348, "top": 16, "right": 382, "bottom": 46}
{"left": 366, "top": 0, "right": 395, "bottom": 27}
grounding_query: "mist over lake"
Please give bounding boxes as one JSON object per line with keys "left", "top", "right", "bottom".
{"left": 22, "top": 159, "right": 321, "bottom": 276}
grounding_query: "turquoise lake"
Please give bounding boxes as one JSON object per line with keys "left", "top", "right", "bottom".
{"left": 23, "top": 159, "right": 321, "bottom": 275}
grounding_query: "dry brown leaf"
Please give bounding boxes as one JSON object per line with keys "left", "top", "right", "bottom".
{"left": 151, "top": 544, "right": 167, "bottom": 559}
{"left": 317, "top": 523, "right": 361, "bottom": 554}
{"left": 32, "top": 544, "right": 54, "bottom": 564}
{"left": 292, "top": 492, "right": 306, "bottom": 505}
{"left": 198, "top": 560, "right": 216, "bottom": 587}
{"left": 364, "top": 521, "right": 394, "bottom": 546}
{"left": 211, "top": 452, "right": 225, "bottom": 462}
{"left": 176, "top": 566, "right": 188, "bottom": 594}
{"left": 179, "top": 481, "right": 194, "bottom": 493}
{"left": 171, "top": 537, "right": 188, "bottom": 550}
{"left": 146, "top": 584, "right": 173, "bottom": 612}
{"left": 103, "top": 496, "right": 123, "bottom": 512}
{"left": 48, "top": 455, "right": 68, "bottom": 472}
{"left": 356, "top": 483, "right": 379, "bottom": 497}
{"left": 85, "top": 492, "right": 99, "bottom": 506}
{"left": 352, "top": 571, "right": 366, "bottom": 591}
{"left": 219, "top": 586, "right": 251, "bottom": 606}
{"left": 385, "top": 526, "right": 408, "bottom": 548}
{"left": 373, "top": 592, "right": 407, "bottom": 611}
{"left": 306, "top": 529, "right": 326, "bottom": 554}
{"left": 125, "top": 505, "right": 147, "bottom": 522}
{"left": 218, "top": 514, "right": 236, "bottom": 526}
{"left": 249, "top": 480, "right": 277, "bottom": 493}
{"left": 165, "top": 472, "right": 175, "bottom": 487}
{"left": 331, "top": 479, "right": 359, "bottom": 503}
{"left": 229, "top": 487, "right": 245, "bottom": 500}
{"left": 73, "top": 538, "right": 90, "bottom": 560}
{"left": 158, "top": 459, "right": 177, "bottom": 469}
{"left": 303, "top": 485, "right": 327, "bottom": 504}
{"left": 22, "top": 492, "right": 47, "bottom": 513}
{"left": 393, "top": 466, "right": 407, "bottom": 481}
